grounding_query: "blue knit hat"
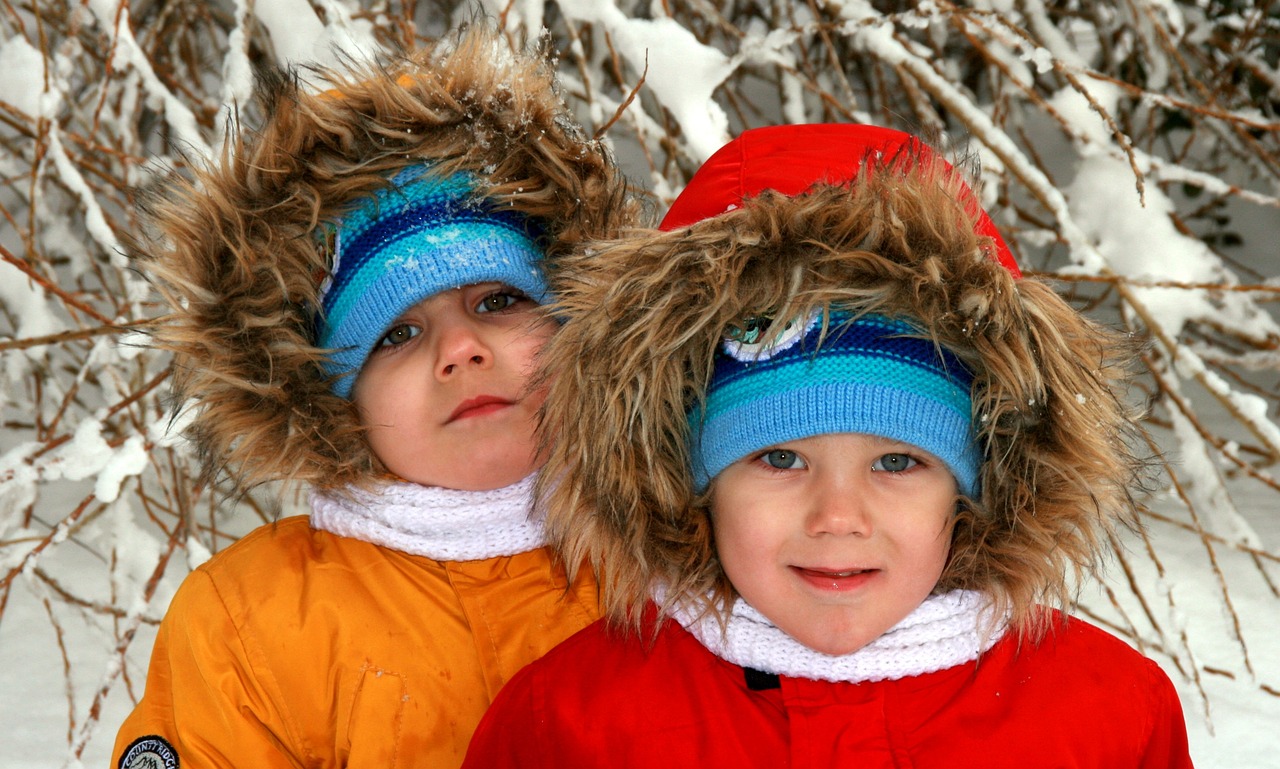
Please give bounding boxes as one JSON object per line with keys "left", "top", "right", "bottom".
{"left": 690, "top": 311, "right": 980, "bottom": 497}
{"left": 316, "top": 165, "right": 548, "bottom": 398}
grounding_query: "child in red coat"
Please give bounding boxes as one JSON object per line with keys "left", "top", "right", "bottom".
{"left": 463, "top": 124, "right": 1193, "bottom": 768}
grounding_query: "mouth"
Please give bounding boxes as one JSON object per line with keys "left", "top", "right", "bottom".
{"left": 791, "top": 566, "right": 877, "bottom": 592}
{"left": 447, "top": 395, "right": 514, "bottom": 423}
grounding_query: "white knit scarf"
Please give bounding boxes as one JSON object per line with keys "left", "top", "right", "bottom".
{"left": 671, "top": 589, "right": 1008, "bottom": 683}
{"left": 308, "top": 474, "right": 545, "bottom": 561}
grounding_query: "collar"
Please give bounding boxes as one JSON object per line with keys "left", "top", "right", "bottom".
{"left": 308, "top": 473, "right": 545, "bottom": 561}
{"left": 670, "top": 589, "right": 1008, "bottom": 683}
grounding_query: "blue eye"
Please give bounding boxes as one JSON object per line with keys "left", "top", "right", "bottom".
{"left": 376, "top": 324, "right": 420, "bottom": 348}
{"left": 476, "top": 290, "right": 525, "bottom": 313}
{"left": 871, "top": 453, "right": 917, "bottom": 473}
{"left": 761, "top": 449, "right": 806, "bottom": 470}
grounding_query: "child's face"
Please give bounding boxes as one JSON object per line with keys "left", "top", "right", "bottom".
{"left": 710, "top": 432, "right": 957, "bottom": 656}
{"left": 351, "top": 282, "right": 556, "bottom": 491}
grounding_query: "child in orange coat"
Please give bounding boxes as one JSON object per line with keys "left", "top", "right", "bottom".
{"left": 112, "top": 27, "right": 633, "bottom": 769}
{"left": 464, "top": 124, "right": 1192, "bottom": 767}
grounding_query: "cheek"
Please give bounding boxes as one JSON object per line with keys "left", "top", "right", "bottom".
{"left": 916, "top": 481, "right": 957, "bottom": 552}
{"left": 710, "top": 496, "right": 773, "bottom": 578}
{"left": 498, "top": 330, "right": 554, "bottom": 388}
{"left": 350, "top": 381, "right": 384, "bottom": 428}
{"left": 352, "top": 373, "right": 408, "bottom": 427}
{"left": 521, "top": 375, "right": 551, "bottom": 410}
{"left": 918, "top": 516, "right": 955, "bottom": 580}
{"left": 516, "top": 317, "right": 556, "bottom": 355}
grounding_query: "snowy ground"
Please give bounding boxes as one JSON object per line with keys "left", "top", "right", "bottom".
{"left": 1081, "top": 489, "right": 1280, "bottom": 768}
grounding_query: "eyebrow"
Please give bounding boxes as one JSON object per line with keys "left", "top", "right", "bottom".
{"left": 863, "top": 433, "right": 927, "bottom": 454}
{"left": 865, "top": 433, "right": 905, "bottom": 447}
{"left": 862, "top": 433, "right": 943, "bottom": 462}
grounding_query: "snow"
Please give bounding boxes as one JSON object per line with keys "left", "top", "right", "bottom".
{"left": 1, "top": 2, "right": 1277, "bottom": 767}
{"left": 219, "top": 0, "right": 257, "bottom": 128}
{"left": 0, "top": 263, "right": 60, "bottom": 353}
{"left": 83, "top": 0, "right": 209, "bottom": 160}
{"left": 556, "top": 0, "right": 736, "bottom": 161}
{"left": 92, "top": 436, "right": 149, "bottom": 505}
{"left": 253, "top": 0, "right": 381, "bottom": 71}
{"left": 0, "top": 35, "right": 48, "bottom": 118}
{"left": 254, "top": 0, "right": 330, "bottom": 65}
{"left": 45, "top": 129, "right": 125, "bottom": 269}
{"left": 1099, "top": 481, "right": 1280, "bottom": 769}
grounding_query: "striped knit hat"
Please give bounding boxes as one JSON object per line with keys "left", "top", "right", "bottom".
{"left": 667, "top": 124, "right": 1012, "bottom": 497}
{"left": 316, "top": 164, "right": 547, "bottom": 398}
{"left": 691, "top": 311, "right": 980, "bottom": 497}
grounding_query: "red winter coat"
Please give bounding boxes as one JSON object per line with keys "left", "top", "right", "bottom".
{"left": 464, "top": 610, "right": 1192, "bottom": 768}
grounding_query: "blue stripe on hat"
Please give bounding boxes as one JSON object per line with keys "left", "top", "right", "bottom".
{"left": 315, "top": 165, "right": 548, "bottom": 399}
{"left": 323, "top": 194, "right": 539, "bottom": 327}
{"left": 690, "top": 313, "right": 980, "bottom": 496}
{"left": 323, "top": 208, "right": 543, "bottom": 334}
{"left": 704, "top": 355, "right": 972, "bottom": 424}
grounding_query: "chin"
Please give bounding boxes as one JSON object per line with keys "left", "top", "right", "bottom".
{"left": 416, "top": 459, "right": 541, "bottom": 491}
{"left": 791, "top": 628, "right": 870, "bottom": 657}
{"left": 814, "top": 642, "right": 864, "bottom": 656}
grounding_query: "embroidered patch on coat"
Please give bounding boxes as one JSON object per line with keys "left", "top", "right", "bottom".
{"left": 118, "top": 735, "right": 179, "bottom": 769}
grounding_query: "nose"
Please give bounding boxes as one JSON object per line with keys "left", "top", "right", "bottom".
{"left": 804, "top": 472, "right": 872, "bottom": 538}
{"left": 433, "top": 316, "right": 493, "bottom": 379}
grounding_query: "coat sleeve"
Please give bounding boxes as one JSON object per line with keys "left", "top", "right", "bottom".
{"left": 112, "top": 568, "right": 306, "bottom": 769}
{"left": 1138, "top": 658, "right": 1195, "bottom": 769}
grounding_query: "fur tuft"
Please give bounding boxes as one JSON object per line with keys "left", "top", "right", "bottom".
{"left": 135, "top": 26, "right": 637, "bottom": 496}
{"left": 537, "top": 147, "right": 1148, "bottom": 639}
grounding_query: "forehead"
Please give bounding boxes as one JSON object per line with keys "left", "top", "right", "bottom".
{"left": 778, "top": 432, "right": 932, "bottom": 452}
{"left": 864, "top": 433, "right": 911, "bottom": 447}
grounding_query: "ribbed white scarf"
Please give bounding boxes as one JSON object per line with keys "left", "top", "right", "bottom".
{"left": 308, "top": 474, "right": 545, "bottom": 561}
{"left": 671, "top": 589, "right": 1008, "bottom": 683}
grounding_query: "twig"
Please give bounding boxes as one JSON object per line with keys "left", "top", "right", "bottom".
{"left": 1025, "top": 269, "right": 1280, "bottom": 295}
{"left": 1141, "top": 411, "right": 1256, "bottom": 679}
{"left": 32, "top": 566, "right": 161, "bottom": 624}
{"left": 0, "top": 243, "right": 114, "bottom": 325}
{"left": 70, "top": 518, "right": 184, "bottom": 760}
{"left": 0, "top": 324, "right": 133, "bottom": 352}
{"left": 0, "top": 494, "right": 99, "bottom": 592}
{"left": 594, "top": 53, "right": 647, "bottom": 140}
{"left": 40, "top": 594, "right": 76, "bottom": 745}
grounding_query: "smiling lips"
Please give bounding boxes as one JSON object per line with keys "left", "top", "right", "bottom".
{"left": 448, "top": 395, "right": 514, "bottom": 422}
{"left": 792, "top": 566, "right": 877, "bottom": 592}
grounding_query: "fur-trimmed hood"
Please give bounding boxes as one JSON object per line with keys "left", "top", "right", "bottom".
{"left": 137, "top": 26, "right": 636, "bottom": 494}
{"left": 537, "top": 125, "right": 1146, "bottom": 638}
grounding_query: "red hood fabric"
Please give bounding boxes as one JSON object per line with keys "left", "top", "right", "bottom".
{"left": 659, "top": 123, "right": 1021, "bottom": 277}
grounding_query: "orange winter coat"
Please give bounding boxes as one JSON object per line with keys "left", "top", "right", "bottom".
{"left": 112, "top": 516, "right": 598, "bottom": 769}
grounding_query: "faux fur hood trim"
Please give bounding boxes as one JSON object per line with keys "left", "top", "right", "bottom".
{"left": 537, "top": 146, "right": 1147, "bottom": 640}
{"left": 136, "top": 26, "right": 637, "bottom": 494}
